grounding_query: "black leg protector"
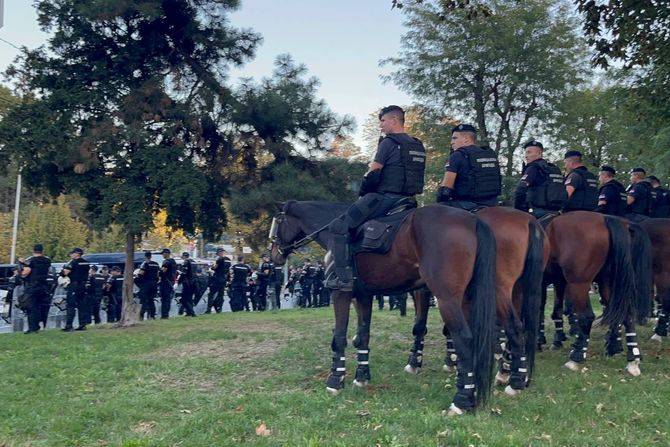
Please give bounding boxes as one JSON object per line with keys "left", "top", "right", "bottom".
{"left": 327, "top": 233, "right": 353, "bottom": 290}
{"left": 654, "top": 290, "right": 670, "bottom": 337}
{"left": 453, "top": 368, "right": 476, "bottom": 410}
{"left": 352, "top": 334, "right": 371, "bottom": 383}
{"left": 408, "top": 323, "right": 427, "bottom": 369}
{"left": 569, "top": 311, "right": 595, "bottom": 363}
{"left": 553, "top": 318, "right": 567, "bottom": 347}
{"left": 443, "top": 325, "right": 458, "bottom": 369}
{"left": 327, "top": 335, "right": 347, "bottom": 390}
{"left": 624, "top": 319, "right": 642, "bottom": 362}
{"left": 538, "top": 318, "right": 547, "bottom": 348}
{"left": 509, "top": 354, "right": 528, "bottom": 390}
{"left": 605, "top": 324, "right": 623, "bottom": 357}
{"left": 495, "top": 327, "right": 506, "bottom": 357}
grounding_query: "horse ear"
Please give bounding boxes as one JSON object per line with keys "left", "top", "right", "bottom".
{"left": 274, "top": 201, "right": 285, "bottom": 211}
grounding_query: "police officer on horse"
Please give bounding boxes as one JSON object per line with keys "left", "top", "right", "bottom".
{"left": 648, "top": 175, "right": 670, "bottom": 218}
{"left": 513, "top": 140, "right": 566, "bottom": 218}
{"left": 562, "top": 150, "right": 598, "bottom": 212}
{"left": 436, "top": 124, "right": 501, "bottom": 210}
{"left": 326, "top": 105, "right": 426, "bottom": 291}
{"left": 595, "top": 165, "right": 627, "bottom": 216}
{"left": 626, "top": 167, "right": 653, "bottom": 222}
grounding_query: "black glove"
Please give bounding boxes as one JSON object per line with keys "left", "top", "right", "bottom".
{"left": 436, "top": 186, "right": 454, "bottom": 203}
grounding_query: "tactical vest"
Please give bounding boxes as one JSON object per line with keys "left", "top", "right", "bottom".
{"left": 376, "top": 134, "right": 426, "bottom": 196}
{"left": 24, "top": 255, "right": 51, "bottom": 287}
{"left": 627, "top": 181, "right": 653, "bottom": 215}
{"left": 68, "top": 258, "right": 91, "bottom": 283}
{"left": 453, "top": 145, "right": 502, "bottom": 201}
{"left": 303, "top": 265, "right": 317, "bottom": 279}
{"left": 231, "top": 264, "right": 250, "bottom": 284}
{"left": 599, "top": 180, "right": 627, "bottom": 216}
{"left": 160, "top": 258, "right": 177, "bottom": 282}
{"left": 526, "top": 159, "right": 567, "bottom": 210}
{"left": 258, "top": 262, "right": 273, "bottom": 282}
{"left": 214, "top": 257, "right": 231, "bottom": 280}
{"left": 139, "top": 260, "right": 160, "bottom": 286}
{"left": 651, "top": 187, "right": 670, "bottom": 218}
{"left": 564, "top": 168, "right": 598, "bottom": 211}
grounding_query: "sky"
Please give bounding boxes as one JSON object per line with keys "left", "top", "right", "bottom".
{"left": 0, "top": 0, "right": 414, "bottom": 149}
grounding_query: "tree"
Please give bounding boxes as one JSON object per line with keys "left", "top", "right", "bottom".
{"left": 141, "top": 210, "right": 189, "bottom": 253}
{"left": 382, "top": 0, "right": 587, "bottom": 176}
{"left": 0, "top": 0, "right": 260, "bottom": 325}
{"left": 89, "top": 224, "right": 128, "bottom": 253}
{"left": 0, "top": 213, "right": 12, "bottom": 262}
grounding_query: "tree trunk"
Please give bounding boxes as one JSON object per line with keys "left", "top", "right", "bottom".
{"left": 119, "top": 231, "right": 140, "bottom": 326}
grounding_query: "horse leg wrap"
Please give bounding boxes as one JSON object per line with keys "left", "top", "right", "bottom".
{"left": 654, "top": 312, "right": 668, "bottom": 337}
{"left": 625, "top": 332, "right": 642, "bottom": 362}
{"left": 327, "top": 354, "right": 347, "bottom": 390}
{"left": 569, "top": 334, "right": 590, "bottom": 363}
{"left": 444, "top": 337, "right": 458, "bottom": 368}
{"left": 498, "top": 349, "right": 512, "bottom": 374}
{"left": 568, "top": 312, "right": 579, "bottom": 336}
{"left": 605, "top": 325, "right": 623, "bottom": 357}
{"left": 538, "top": 319, "right": 547, "bottom": 347}
{"left": 496, "top": 329, "right": 507, "bottom": 355}
{"left": 408, "top": 339, "right": 424, "bottom": 369}
{"left": 553, "top": 319, "right": 567, "bottom": 344}
{"left": 509, "top": 355, "right": 528, "bottom": 390}
{"left": 355, "top": 349, "right": 371, "bottom": 383}
{"left": 453, "top": 370, "right": 476, "bottom": 410}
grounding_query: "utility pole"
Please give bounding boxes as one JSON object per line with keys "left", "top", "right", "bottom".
{"left": 9, "top": 168, "right": 21, "bottom": 263}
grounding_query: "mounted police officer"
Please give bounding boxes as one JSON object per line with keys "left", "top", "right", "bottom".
{"left": 436, "top": 124, "right": 501, "bottom": 210}
{"left": 61, "top": 247, "right": 91, "bottom": 331}
{"left": 648, "top": 175, "right": 670, "bottom": 218}
{"left": 626, "top": 167, "right": 653, "bottom": 222}
{"left": 206, "top": 248, "right": 231, "bottom": 313}
{"left": 137, "top": 251, "right": 160, "bottom": 320}
{"left": 158, "top": 249, "right": 177, "bottom": 319}
{"left": 562, "top": 150, "right": 598, "bottom": 212}
{"left": 327, "top": 105, "right": 426, "bottom": 291}
{"left": 230, "top": 256, "right": 252, "bottom": 312}
{"left": 19, "top": 244, "right": 51, "bottom": 334}
{"left": 513, "top": 140, "right": 567, "bottom": 218}
{"left": 178, "top": 252, "right": 197, "bottom": 317}
{"left": 255, "top": 254, "right": 273, "bottom": 311}
{"left": 595, "top": 165, "right": 627, "bottom": 216}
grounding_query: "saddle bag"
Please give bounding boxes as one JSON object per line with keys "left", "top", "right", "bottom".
{"left": 361, "top": 221, "right": 395, "bottom": 253}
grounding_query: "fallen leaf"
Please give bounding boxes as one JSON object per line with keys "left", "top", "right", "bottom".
{"left": 606, "top": 420, "right": 618, "bottom": 427}
{"left": 373, "top": 424, "right": 383, "bottom": 431}
{"left": 437, "top": 430, "right": 449, "bottom": 438}
{"left": 596, "top": 403, "right": 604, "bottom": 414}
{"left": 255, "top": 422, "right": 272, "bottom": 437}
{"left": 179, "top": 409, "right": 192, "bottom": 414}
{"left": 472, "top": 433, "right": 482, "bottom": 440}
{"left": 356, "top": 409, "right": 370, "bottom": 416}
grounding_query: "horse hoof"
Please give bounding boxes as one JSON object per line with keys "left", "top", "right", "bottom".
{"left": 650, "top": 333, "right": 663, "bottom": 343}
{"left": 404, "top": 364, "right": 420, "bottom": 375}
{"left": 443, "top": 403, "right": 464, "bottom": 417}
{"left": 625, "top": 360, "right": 641, "bottom": 377}
{"left": 353, "top": 379, "right": 368, "bottom": 388}
{"left": 443, "top": 364, "right": 455, "bottom": 373}
{"left": 326, "top": 387, "right": 340, "bottom": 396}
{"left": 495, "top": 371, "right": 510, "bottom": 386}
{"left": 564, "top": 360, "right": 580, "bottom": 371}
{"left": 504, "top": 385, "right": 520, "bottom": 396}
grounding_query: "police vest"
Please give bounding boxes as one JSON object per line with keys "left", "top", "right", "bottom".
{"left": 565, "top": 168, "right": 598, "bottom": 211}
{"left": 231, "top": 264, "right": 250, "bottom": 284}
{"left": 453, "top": 145, "right": 502, "bottom": 201}
{"left": 303, "top": 265, "right": 317, "bottom": 279}
{"left": 92, "top": 274, "right": 107, "bottom": 296}
{"left": 526, "top": 160, "right": 567, "bottom": 210}
{"left": 257, "top": 262, "right": 273, "bottom": 282}
{"left": 599, "top": 180, "right": 627, "bottom": 216}
{"left": 139, "top": 260, "right": 160, "bottom": 286}
{"left": 376, "top": 135, "right": 426, "bottom": 196}
{"left": 160, "top": 258, "right": 177, "bottom": 282}
{"left": 627, "top": 181, "right": 653, "bottom": 215}
{"left": 24, "top": 255, "right": 51, "bottom": 287}
{"left": 67, "top": 258, "right": 91, "bottom": 283}
{"left": 651, "top": 187, "right": 670, "bottom": 218}
{"left": 213, "top": 257, "right": 231, "bottom": 280}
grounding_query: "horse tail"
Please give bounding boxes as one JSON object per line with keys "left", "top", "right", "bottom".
{"left": 520, "top": 220, "right": 544, "bottom": 381}
{"left": 603, "top": 216, "right": 636, "bottom": 326}
{"left": 629, "top": 222, "right": 653, "bottom": 324}
{"left": 467, "top": 219, "right": 497, "bottom": 407}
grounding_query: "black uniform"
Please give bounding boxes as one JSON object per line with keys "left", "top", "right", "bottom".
{"left": 300, "top": 264, "right": 317, "bottom": 308}
{"left": 207, "top": 256, "right": 231, "bottom": 313}
{"left": 255, "top": 260, "right": 273, "bottom": 311}
{"left": 314, "top": 263, "right": 326, "bottom": 307}
{"left": 270, "top": 265, "right": 284, "bottom": 309}
{"left": 22, "top": 255, "right": 51, "bottom": 332}
{"left": 104, "top": 274, "right": 124, "bottom": 322}
{"left": 230, "top": 262, "right": 252, "bottom": 312}
{"left": 595, "top": 180, "right": 627, "bottom": 216}
{"left": 514, "top": 159, "right": 567, "bottom": 218}
{"left": 626, "top": 181, "right": 653, "bottom": 222}
{"left": 445, "top": 145, "right": 501, "bottom": 210}
{"left": 178, "top": 259, "right": 197, "bottom": 316}
{"left": 62, "top": 257, "right": 91, "bottom": 330}
{"left": 159, "top": 257, "right": 177, "bottom": 319}
{"left": 137, "top": 259, "right": 160, "bottom": 320}
{"left": 88, "top": 272, "right": 107, "bottom": 324}
{"left": 651, "top": 186, "right": 670, "bottom": 218}
{"left": 564, "top": 166, "right": 598, "bottom": 211}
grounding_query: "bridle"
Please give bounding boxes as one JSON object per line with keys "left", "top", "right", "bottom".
{"left": 269, "top": 212, "right": 329, "bottom": 257}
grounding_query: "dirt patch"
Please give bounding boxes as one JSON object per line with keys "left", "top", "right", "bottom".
{"left": 130, "top": 421, "right": 157, "bottom": 435}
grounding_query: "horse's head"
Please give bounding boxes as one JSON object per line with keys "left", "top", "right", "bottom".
{"left": 269, "top": 201, "right": 305, "bottom": 266}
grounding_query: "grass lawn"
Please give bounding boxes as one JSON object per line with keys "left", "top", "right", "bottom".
{"left": 1, "top": 301, "right": 669, "bottom": 447}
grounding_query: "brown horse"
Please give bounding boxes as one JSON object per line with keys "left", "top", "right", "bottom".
{"left": 404, "top": 207, "right": 549, "bottom": 396}
{"left": 269, "top": 200, "right": 496, "bottom": 415}
{"left": 640, "top": 218, "right": 670, "bottom": 341}
{"left": 542, "top": 211, "right": 651, "bottom": 375}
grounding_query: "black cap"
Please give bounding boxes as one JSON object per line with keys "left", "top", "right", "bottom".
{"left": 181, "top": 252, "right": 190, "bottom": 257}
{"left": 33, "top": 244, "right": 43, "bottom": 253}
{"left": 631, "top": 167, "right": 646, "bottom": 175}
{"left": 70, "top": 247, "right": 84, "bottom": 255}
{"left": 648, "top": 175, "right": 660, "bottom": 183}
{"left": 600, "top": 165, "right": 616, "bottom": 175}
{"left": 237, "top": 255, "right": 244, "bottom": 262}
{"left": 111, "top": 266, "right": 121, "bottom": 272}
{"left": 451, "top": 123, "right": 477, "bottom": 134}
{"left": 89, "top": 265, "right": 98, "bottom": 272}
{"left": 564, "top": 150, "right": 582, "bottom": 159}
{"left": 523, "top": 140, "right": 543, "bottom": 149}
{"left": 161, "top": 248, "right": 171, "bottom": 254}
{"left": 216, "top": 247, "right": 224, "bottom": 253}
{"left": 144, "top": 250, "right": 152, "bottom": 258}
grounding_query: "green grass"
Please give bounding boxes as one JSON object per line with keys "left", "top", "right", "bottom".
{"left": 1, "top": 302, "right": 669, "bottom": 447}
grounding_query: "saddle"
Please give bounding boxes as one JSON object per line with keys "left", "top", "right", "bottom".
{"left": 352, "top": 197, "right": 416, "bottom": 255}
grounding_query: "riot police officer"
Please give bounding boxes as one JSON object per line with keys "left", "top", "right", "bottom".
{"left": 255, "top": 254, "right": 273, "bottom": 311}
{"left": 648, "top": 175, "right": 670, "bottom": 218}
{"left": 436, "top": 124, "right": 502, "bottom": 210}
{"left": 314, "top": 261, "right": 325, "bottom": 307}
{"left": 563, "top": 150, "right": 598, "bottom": 212}
{"left": 19, "top": 244, "right": 51, "bottom": 334}
{"left": 300, "top": 258, "right": 317, "bottom": 308}
{"left": 271, "top": 264, "right": 284, "bottom": 309}
{"left": 159, "top": 249, "right": 177, "bottom": 319}
{"left": 514, "top": 140, "right": 567, "bottom": 218}
{"left": 230, "top": 256, "right": 252, "bottom": 312}
{"left": 87, "top": 265, "right": 107, "bottom": 324}
{"left": 137, "top": 251, "right": 160, "bottom": 320}
{"left": 327, "top": 105, "right": 426, "bottom": 291}
{"left": 61, "top": 247, "right": 91, "bottom": 331}
{"left": 595, "top": 166, "right": 627, "bottom": 216}
{"left": 206, "top": 248, "right": 231, "bottom": 313}
{"left": 626, "top": 167, "right": 653, "bottom": 222}
{"left": 178, "top": 252, "right": 197, "bottom": 317}
{"left": 104, "top": 266, "right": 124, "bottom": 322}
